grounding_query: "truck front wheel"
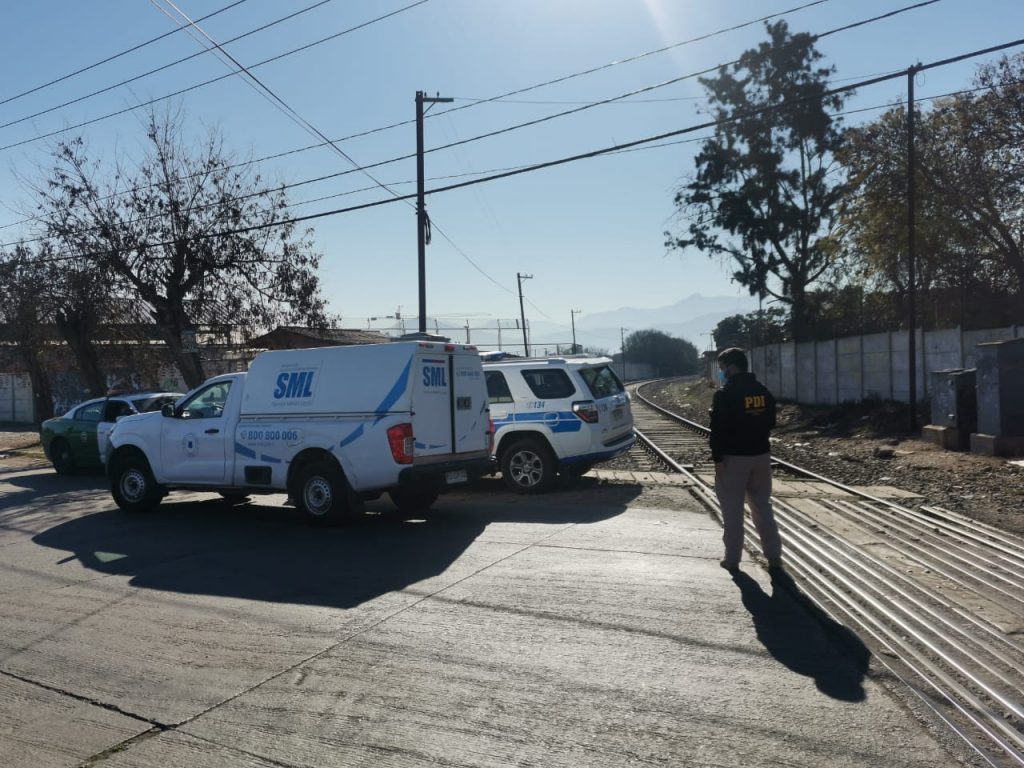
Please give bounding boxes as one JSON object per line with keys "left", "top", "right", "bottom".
{"left": 111, "top": 455, "right": 163, "bottom": 512}
{"left": 295, "top": 461, "right": 354, "bottom": 525}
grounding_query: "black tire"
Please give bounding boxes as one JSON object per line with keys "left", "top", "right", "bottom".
{"left": 218, "top": 491, "right": 251, "bottom": 505}
{"left": 110, "top": 455, "right": 163, "bottom": 512}
{"left": 294, "top": 460, "right": 354, "bottom": 525}
{"left": 562, "top": 462, "right": 595, "bottom": 479}
{"left": 501, "top": 437, "right": 557, "bottom": 494}
{"left": 388, "top": 486, "right": 439, "bottom": 514}
{"left": 51, "top": 439, "right": 76, "bottom": 476}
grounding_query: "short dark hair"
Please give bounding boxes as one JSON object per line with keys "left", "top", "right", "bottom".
{"left": 717, "top": 347, "right": 748, "bottom": 371}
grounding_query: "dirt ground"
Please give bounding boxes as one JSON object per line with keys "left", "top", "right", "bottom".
{"left": 0, "top": 427, "right": 48, "bottom": 469}
{"left": 642, "top": 378, "right": 1024, "bottom": 537}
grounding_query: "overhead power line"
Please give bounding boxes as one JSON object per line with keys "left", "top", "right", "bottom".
{"left": 150, "top": 0, "right": 406, "bottom": 204}
{"left": 0, "top": 0, "right": 250, "bottom": 108}
{"left": 0, "top": 0, "right": 935, "bottom": 235}
{"left": 14, "top": 34, "right": 1023, "bottom": 265}
{"left": 0, "top": 0, "right": 340, "bottom": 132}
{"left": 0, "top": 0, "right": 432, "bottom": 154}
{"left": 0, "top": 0, "right": 845, "bottom": 155}
{"left": 0, "top": 0, "right": 945, "bottom": 240}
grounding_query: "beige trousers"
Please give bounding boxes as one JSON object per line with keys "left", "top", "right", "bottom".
{"left": 714, "top": 452, "right": 782, "bottom": 563}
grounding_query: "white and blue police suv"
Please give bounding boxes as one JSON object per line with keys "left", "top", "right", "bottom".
{"left": 106, "top": 340, "right": 493, "bottom": 523}
{"left": 483, "top": 354, "right": 634, "bottom": 493}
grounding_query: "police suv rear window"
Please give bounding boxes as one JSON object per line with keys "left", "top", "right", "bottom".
{"left": 579, "top": 365, "right": 624, "bottom": 398}
{"left": 520, "top": 369, "right": 575, "bottom": 400}
{"left": 485, "top": 371, "right": 514, "bottom": 403}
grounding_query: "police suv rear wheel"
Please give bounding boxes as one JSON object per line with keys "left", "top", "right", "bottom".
{"left": 501, "top": 438, "right": 556, "bottom": 494}
{"left": 111, "top": 456, "right": 162, "bottom": 512}
{"left": 296, "top": 461, "right": 352, "bottom": 525}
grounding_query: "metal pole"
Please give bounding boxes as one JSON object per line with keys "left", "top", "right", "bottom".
{"left": 621, "top": 327, "right": 628, "bottom": 382}
{"left": 416, "top": 91, "right": 426, "bottom": 333}
{"left": 571, "top": 309, "right": 581, "bottom": 353}
{"left": 517, "top": 272, "right": 532, "bottom": 356}
{"left": 907, "top": 67, "right": 918, "bottom": 432}
{"left": 415, "top": 90, "right": 453, "bottom": 335}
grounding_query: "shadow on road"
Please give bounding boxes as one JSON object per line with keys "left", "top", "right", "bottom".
{"left": 731, "top": 569, "right": 870, "bottom": 702}
{"left": 31, "top": 481, "right": 640, "bottom": 612}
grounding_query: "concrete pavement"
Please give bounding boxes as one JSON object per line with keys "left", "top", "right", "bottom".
{"left": 0, "top": 464, "right": 962, "bottom": 767}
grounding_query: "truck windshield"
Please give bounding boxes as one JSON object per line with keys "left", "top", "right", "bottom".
{"left": 579, "top": 366, "right": 624, "bottom": 398}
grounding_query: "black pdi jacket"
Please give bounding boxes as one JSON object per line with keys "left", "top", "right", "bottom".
{"left": 709, "top": 371, "right": 776, "bottom": 462}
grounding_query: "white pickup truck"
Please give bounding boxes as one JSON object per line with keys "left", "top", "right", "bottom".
{"left": 106, "top": 340, "right": 493, "bottom": 523}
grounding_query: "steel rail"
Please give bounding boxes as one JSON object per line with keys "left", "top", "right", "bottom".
{"left": 823, "top": 498, "right": 1024, "bottom": 603}
{"left": 788, "top": 497, "right": 1024, "bottom": 659}
{"left": 629, "top": 380, "right": 1024, "bottom": 766}
{"left": 772, "top": 499, "right": 1024, "bottom": 723}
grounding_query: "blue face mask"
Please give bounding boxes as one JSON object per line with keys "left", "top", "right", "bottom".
{"left": 719, "top": 371, "right": 728, "bottom": 386}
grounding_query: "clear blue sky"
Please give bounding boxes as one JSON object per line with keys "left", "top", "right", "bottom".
{"left": 0, "top": 0, "right": 1019, "bottom": 341}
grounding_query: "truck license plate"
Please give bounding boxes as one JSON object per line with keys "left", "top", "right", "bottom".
{"left": 445, "top": 470, "right": 468, "bottom": 485}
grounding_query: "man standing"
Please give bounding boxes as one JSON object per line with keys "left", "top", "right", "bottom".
{"left": 710, "top": 348, "right": 783, "bottom": 571}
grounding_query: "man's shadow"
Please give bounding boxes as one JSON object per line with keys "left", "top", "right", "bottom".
{"left": 731, "top": 569, "right": 870, "bottom": 702}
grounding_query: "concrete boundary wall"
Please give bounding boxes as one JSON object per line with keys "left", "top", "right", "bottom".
{"left": 750, "top": 325, "right": 1021, "bottom": 405}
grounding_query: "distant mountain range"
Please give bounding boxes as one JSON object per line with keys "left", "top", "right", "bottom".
{"left": 418, "top": 293, "right": 761, "bottom": 354}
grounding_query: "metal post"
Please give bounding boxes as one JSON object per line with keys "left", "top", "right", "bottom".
{"left": 621, "top": 327, "right": 629, "bottom": 382}
{"left": 517, "top": 272, "right": 533, "bottom": 356}
{"left": 415, "top": 90, "right": 453, "bottom": 334}
{"left": 571, "top": 309, "right": 581, "bottom": 354}
{"left": 907, "top": 66, "right": 918, "bottom": 431}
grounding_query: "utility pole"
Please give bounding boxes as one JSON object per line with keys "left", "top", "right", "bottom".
{"left": 416, "top": 90, "right": 453, "bottom": 334}
{"left": 620, "top": 327, "right": 629, "bottom": 382}
{"left": 906, "top": 66, "right": 919, "bottom": 432}
{"left": 570, "top": 309, "right": 581, "bottom": 354}
{"left": 517, "top": 272, "right": 533, "bottom": 356}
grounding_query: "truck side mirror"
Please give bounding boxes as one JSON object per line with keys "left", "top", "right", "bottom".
{"left": 161, "top": 403, "right": 176, "bottom": 418}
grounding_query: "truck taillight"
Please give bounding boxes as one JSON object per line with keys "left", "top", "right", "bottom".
{"left": 572, "top": 400, "right": 599, "bottom": 423}
{"left": 387, "top": 423, "right": 414, "bottom": 464}
{"left": 488, "top": 416, "right": 495, "bottom": 454}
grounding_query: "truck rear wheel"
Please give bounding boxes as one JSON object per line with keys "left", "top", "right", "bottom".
{"left": 295, "top": 461, "right": 355, "bottom": 525}
{"left": 388, "top": 486, "right": 439, "bottom": 514}
{"left": 111, "top": 455, "right": 163, "bottom": 512}
{"left": 501, "top": 437, "right": 556, "bottom": 494}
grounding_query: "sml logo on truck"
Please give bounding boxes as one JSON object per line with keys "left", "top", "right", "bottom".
{"left": 273, "top": 369, "right": 317, "bottom": 400}
{"left": 422, "top": 359, "right": 448, "bottom": 390}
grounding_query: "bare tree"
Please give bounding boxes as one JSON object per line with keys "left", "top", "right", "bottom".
{"left": 0, "top": 245, "right": 56, "bottom": 421}
{"left": 34, "top": 109, "right": 327, "bottom": 388}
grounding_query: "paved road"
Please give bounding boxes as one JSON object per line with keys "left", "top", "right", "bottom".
{"left": 0, "top": 463, "right": 964, "bottom": 767}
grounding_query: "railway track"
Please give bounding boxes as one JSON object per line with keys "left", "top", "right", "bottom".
{"left": 628, "top": 380, "right": 1024, "bottom": 768}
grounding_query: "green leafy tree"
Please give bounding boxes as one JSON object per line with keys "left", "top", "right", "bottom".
{"left": 666, "top": 21, "right": 848, "bottom": 341}
{"left": 838, "top": 54, "right": 1024, "bottom": 325}
{"left": 624, "top": 329, "right": 700, "bottom": 375}
{"left": 33, "top": 109, "right": 327, "bottom": 388}
{"left": 712, "top": 308, "right": 788, "bottom": 349}
{"left": 923, "top": 55, "right": 1024, "bottom": 296}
